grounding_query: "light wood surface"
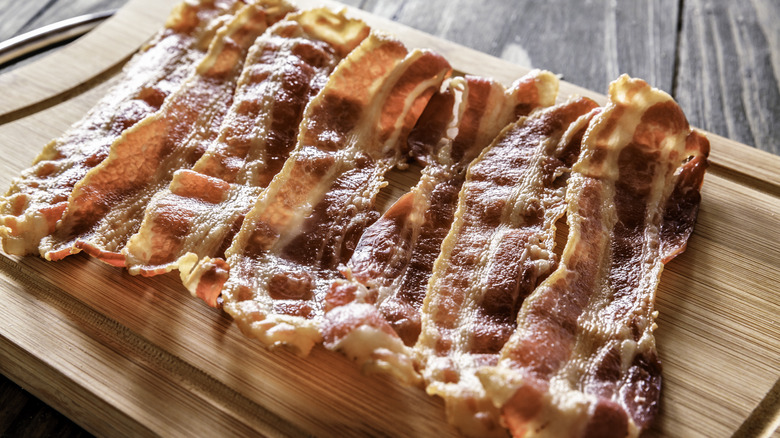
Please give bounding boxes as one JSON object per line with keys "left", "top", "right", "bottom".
{"left": 0, "top": 0, "right": 778, "bottom": 437}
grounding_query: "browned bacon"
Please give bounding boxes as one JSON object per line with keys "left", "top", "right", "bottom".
{"left": 478, "top": 75, "right": 709, "bottom": 438}
{"left": 416, "top": 97, "right": 599, "bottom": 436}
{"left": 0, "top": 0, "right": 265, "bottom": 256}
{"left": 320, "top": 71, "right": 559, "bottom": 384}
{"left": 182, "top": 33, "right": 451, "bottom": 354}
{"left": 39, "top": 1, "right": 293, "bottom": 265}
{"left": 122, "top": 9, "right": 369, "bottom": 277}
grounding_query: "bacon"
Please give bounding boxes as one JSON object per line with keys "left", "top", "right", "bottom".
{"left": 320, "top": 71, "right": 559, "bottom": 384}
{"left": 38, "top": 1, "right": 293, "bottom": 265}
{"left": 0, "top": 0, "right": 267, "bottom": 256}
{"left": 122, "top": 8, "right": 369, "bottom": 277}
{"left": 416, "top": 97, "right": 599, "bottom": 436}
{"left": 477, "top": 75, "right": 709, "bottom": 438}
{"left": 182, "top": 33, "right": 451, "bottom": 354}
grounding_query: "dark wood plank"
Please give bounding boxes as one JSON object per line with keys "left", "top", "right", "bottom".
{"left": 0, "top": 375, "right": 92, "bottom": 438}
{"left": 675, "top": 0, "right": 780, "bottom": 155}
{"left": 15, "top": 0, "right": 130, "bottom": 35}
{"left": 0, "top": 0, "right": 52, "bottom": 42}
{"left": 346, "top": 0, "right": 680, "bottom": 93}
{"left": 0, "top": 0, "right": 131, "bottom": 75}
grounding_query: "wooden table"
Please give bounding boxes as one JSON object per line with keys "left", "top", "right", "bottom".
{"left": 0, "top": 0, "right": 778, "bottom": 436}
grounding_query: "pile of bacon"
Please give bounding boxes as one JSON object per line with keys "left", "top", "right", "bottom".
{"left": 0, "top": 1, "right": 710, "bottom": 437}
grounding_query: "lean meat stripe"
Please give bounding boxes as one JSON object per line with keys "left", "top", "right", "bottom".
{"left": 0, "top": 0, "right": 251, "bottom": 256}
{"left": 39, "top": 1, "right": 293, "bottom": 265}
{"left": 478, "top": 75, "right": 709, "bottom": 438}
{"left": 321, "top": 71, "right": 559, "bottom": 385}
{"left": 416, "top": 97, "right": 599, "bottom": 436}
{"left": 183, "top": 32, "right": 451, "bottom": 355}
{"left": 123, "top": 8, "right": 369, "bottom": 278}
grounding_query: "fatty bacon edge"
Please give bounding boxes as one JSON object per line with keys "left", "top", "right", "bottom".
{"left": 183, "top": 31, "right": 452, "bottom": 355}
{"left": 0, "top": 0, "right": 263, "bottom": 255}
{"left": 321, "top": 70, "right": 560, "bottom": 386}
{"left": 124, "top": 8, "right": 370, "bottom": 278}
{"left": 416, "top": 96, "right": 600, "bottom": 436}
{"left": 477, "top": 75, "right": 709, "bottom": 438}
{"left": 40, "top": 1, "right": 292, "bottom": 264}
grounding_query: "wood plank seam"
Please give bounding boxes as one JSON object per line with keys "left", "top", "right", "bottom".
{"left": 670, "top": 0, "right": 685, "bottom": 99}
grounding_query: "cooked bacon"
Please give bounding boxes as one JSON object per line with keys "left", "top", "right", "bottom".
{"left": 122, "top": 8, "right": 369, "bottom": 277}
{"left": 320, "top": 71, "right": 559, "bottom": 384}
{"left": 38, "top": 1, "right": 293, "bottom": 265}
{"left": 478, "top": 75, "right": 709, "bottom": 438}
{"left": 416, "top": 97, "right": 599, "bottom": 436}
{"left": 0, "top": 0, "right": 269, "bottom": 256}
{"left": 181, "top": 33, "right": 451, "bottom": 354}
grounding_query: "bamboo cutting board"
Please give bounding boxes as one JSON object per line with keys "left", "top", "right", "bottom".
{"left": 0, "top": 0, "right": 778, "bottom": 436}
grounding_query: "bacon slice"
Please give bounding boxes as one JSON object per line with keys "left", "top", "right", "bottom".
{"left": 478, "top": 75, "right": 709, "bottom": 438}
{"left": 0, "top": 0, "right": 261, "bottom": 256}
{"left": 182, "top": 33, "right": 451, "bottom": 354}
{"left": 416, "top": 97, "right": 599, "bottom": 436}
{"left": 38, "top": 1, "right": 293, "bottom": 265}
{"left": 122, "top": 8, "right": 369, "bottom": 277}
{"left": 320, "top": 71, "right": 559, "bottom": 384}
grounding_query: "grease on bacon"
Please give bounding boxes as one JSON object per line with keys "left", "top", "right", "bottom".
{"left": 477, "top": 75, "right": 709, "bottom": 438}
{"left": 38, "top": 1, "right": 294, "bottom": 265}
{"left": 321, "top": 70, "right": 560, "bottom": 385}
{"left": 416, "top": 97, "right": 599, "bottom": 437}
{"left": 0, "top": 0, "right": 260, "bottom": 256}
{"left": 183, "top": 32, "right": 451, "bottom": 355}
{"left": 122, "top": 8, "right": 369, "bottom": 279}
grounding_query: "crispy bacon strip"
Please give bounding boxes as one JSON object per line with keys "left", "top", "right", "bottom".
{"left": 478, "top": 76, "right": 709, "bottom": 438}
{"left": 39, "top": 1, "right": 294, "bottom": 265}
{"left": 416, "top": 97, "right": 599, "bottom": 436}
{"left": 320, "top": 71, "right": 559, "bottom": 384}
{"left": 122, "top": 8, "right": 369, "bottom": 277}
{"left": 0, "top": 0, "right": 253, "bottom": 256}
{"left": 182, "top": 33, "right": 451, "bottom": 354}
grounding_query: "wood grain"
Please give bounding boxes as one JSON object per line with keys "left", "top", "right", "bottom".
{"left": 675, "top": 0, "right": 780, "bottom": 155}
{"left": 0, "top": 0, "right": 52, "bottom": 42}
{"left": 343, "top": 0, "right": 680, "bottom": 93}
{"left": 17, "top": 0, "right": 129, "bottom": 33}
{"left": 0, "top": 0, "right": 778, "bottom": 437}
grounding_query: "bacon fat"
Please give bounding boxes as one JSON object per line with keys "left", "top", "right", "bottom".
{"left": 183, "top": 32, "right": 451, "bottom": 354}
{"left": 320, "top": 71, "right": 560, "bottom": 385}
{"left": 122, "top": 8, "right": 369, "bottom": 277}
{"left": 416, "top": 97, "right": 599, "bottom": 436}
{"left": 478, "top": 75, "right": 709, "bottom": 438}
{"left": 0, "top": 0, "right": 256, "bottom": 256}
{"left": 39, "top": 1, "right": 293, "bottom": 265}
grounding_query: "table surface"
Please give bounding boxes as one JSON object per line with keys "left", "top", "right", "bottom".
{"left": 0, "top": 0, "right": 778, "bottom": 436}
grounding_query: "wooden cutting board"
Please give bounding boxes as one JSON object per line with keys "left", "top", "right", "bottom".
{"left": 0, "top": 0, "right": 778, "bottom": 436}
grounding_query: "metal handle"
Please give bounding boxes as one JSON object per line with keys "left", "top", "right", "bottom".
{"left": 0, "top": 10, "right": 116, "bottom": 66}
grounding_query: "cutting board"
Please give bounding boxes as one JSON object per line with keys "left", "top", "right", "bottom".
{"left": 0, "top": 0, "right": 778, "bottom": 436}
